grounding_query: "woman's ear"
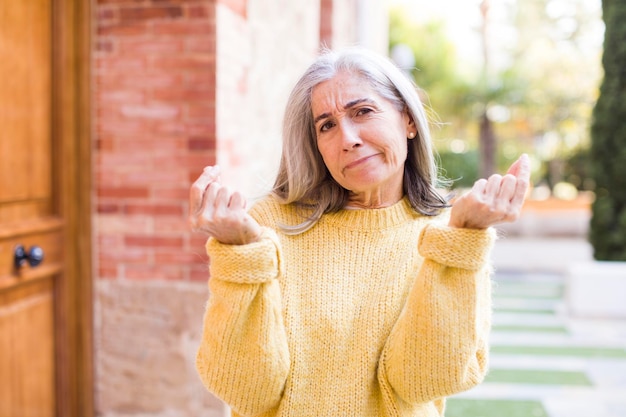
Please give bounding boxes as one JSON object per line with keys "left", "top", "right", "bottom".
{"left": 405, "top": 110, "right": 416, "bottom": 138}
{"left": 404, "top": 108, "right": 415, "bottom": 127}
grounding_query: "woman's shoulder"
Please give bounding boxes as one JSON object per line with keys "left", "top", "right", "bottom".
{"left": 248, "top": 194, "right": 302, "bottom": 229}
{"left": 248, "top": 194, "right": 279, "bottom": 220}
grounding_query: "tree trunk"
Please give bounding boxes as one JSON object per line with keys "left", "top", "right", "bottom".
{"left": 479, "top": 111, "right": 496, "bottom": 178}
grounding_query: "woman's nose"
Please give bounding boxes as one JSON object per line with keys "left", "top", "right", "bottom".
{"left": 339, "top": 122, "right": 362, "bottom": 150}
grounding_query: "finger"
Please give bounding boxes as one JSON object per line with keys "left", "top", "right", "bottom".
{"left": 190, "top": 165, "right": 221, "bottom": 215}
{"left": 202, "top": 182, "right": 221, "bottom": 218}
{"left": 471, "top": 178, "right": 488, "bottom": 195}
{"left": 214, "top": 185, "right": 233, "bottom": 215}
{"left": 229, "top": 191, "right": 247, "bottom": 210}
{"left": 484, "top": 174, "right": 503, "bottom": 198}
{"left": 510, "top": 156, "right": 531, "bottom": 207}
{"left": 497, "top": 174, "right": 517, "bottom": 202}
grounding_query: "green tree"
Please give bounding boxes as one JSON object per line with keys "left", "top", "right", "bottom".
{"left": 388, "top": 1, "right": 601, "bottom": 189}
{"left": 589, "top": 0, "right": 626, "bottom": 260}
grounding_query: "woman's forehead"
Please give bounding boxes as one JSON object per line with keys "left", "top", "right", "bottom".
{"left": 311, "top": 72, "right": 379, "bottom": 112}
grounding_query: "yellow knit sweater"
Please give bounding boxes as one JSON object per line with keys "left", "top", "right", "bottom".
{"left": 196, "top": 196, "right": 495, "bottom": 417}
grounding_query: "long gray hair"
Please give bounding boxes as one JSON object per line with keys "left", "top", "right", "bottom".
{"left": 272, "top": 47, "right": 449, "bottom": 234}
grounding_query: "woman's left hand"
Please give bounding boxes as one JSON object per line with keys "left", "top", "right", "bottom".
{"left": 448, "top": 154, "right": 531, "bottom": 230}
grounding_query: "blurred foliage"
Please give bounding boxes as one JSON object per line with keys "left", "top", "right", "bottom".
{"left": 561, "top": 147, "right": 594, "bottom": 191}
{"left": 388, "top": 0, "right": 603, "bottom": 190}
{"left": 589, "top": 0, "right": 626, "bottom": 260}
{"left": 437, "top": 150, "right": 480, "bottom": 189}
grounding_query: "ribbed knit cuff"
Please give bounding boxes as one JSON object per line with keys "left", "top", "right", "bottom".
{"left": 418, "top": 224, "right": 496, "bottom": 270}
{"left": 205, "top": 228, "right": 282, "bottom": 284}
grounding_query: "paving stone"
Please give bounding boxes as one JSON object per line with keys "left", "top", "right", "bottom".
{"left": 450, "top": 256, "right": 626, "bottom": 417}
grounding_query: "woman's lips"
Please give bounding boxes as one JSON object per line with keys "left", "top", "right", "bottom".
{"left": 343, "top": 154, "right": 377, "bottom": 172}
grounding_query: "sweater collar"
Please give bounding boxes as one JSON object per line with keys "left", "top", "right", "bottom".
{"left": 322, "top": 197, "right": 421, "bottom": 231}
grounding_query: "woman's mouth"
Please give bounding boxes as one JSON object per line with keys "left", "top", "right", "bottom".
{"left": 343, "top": 154, "right": 377, "bottom": 172}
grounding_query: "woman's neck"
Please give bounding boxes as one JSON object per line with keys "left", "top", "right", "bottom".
{"left": 345, "top": 189, "right": 404, "bottom": 209}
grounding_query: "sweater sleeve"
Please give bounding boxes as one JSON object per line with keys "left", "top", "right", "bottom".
{"left": 378, "top": 223, "right": 496, "bottom": 410}
{"left": 195, "top": 228, "right": 290, "bottom": 416}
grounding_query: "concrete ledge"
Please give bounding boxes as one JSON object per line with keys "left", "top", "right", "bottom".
{"left": 492, "top": 237, "right": 593, "bottom": 273}
{"left": 566, "top": 261, "right": 626, "bottom": 319}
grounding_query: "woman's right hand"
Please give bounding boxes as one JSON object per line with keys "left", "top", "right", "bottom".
{"left": 189, "top": 166, "right": 263, "bottom": 245}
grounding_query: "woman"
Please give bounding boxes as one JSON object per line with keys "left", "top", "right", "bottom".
{"left": 190, "top": 47, "right": 530, "bottom": 417}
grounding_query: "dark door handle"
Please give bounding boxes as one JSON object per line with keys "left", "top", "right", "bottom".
{"left": 14, "top": 245, "right": 44, "bottom": 269}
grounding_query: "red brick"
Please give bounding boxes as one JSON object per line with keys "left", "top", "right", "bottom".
{"left": 120, "top": 6, "right": 184, "bottom": 22}
{"left": 185, "top": 36, "right": 214, "bottom": 53}
{"left": 96, "top": 138, "right": 115, "bottom": 152}
{"left": 118, "top": 39, "right": 183, "bottom": 54}
{"left": 150, "top": 55, "right": 213, "bottom": 71}
{"left": 125, "top": 235, "right": 184, "bottom": 248}
{"left": 151, "top": 88, "right": 212, "bottom": 104}
{"left": 189, "top": 266, "right": 210, "bottom": 282}
{"left": 99, "top": 249, "right": 151, "bottom": 264}
{"left": 153, "top": 217, "right": 189, "bottom": 235}
{"left": 115, "top": 137, "right": 187, "bottom": 153}
{"left": 97, "top": 7, "right": 117, "bottom": 21}
{"left": 98, "top": 233, "right": 124, "bottom": 247}
{"left": 98, "top": 266, "right": 119, "bottom": 280}
{"left": 124, "top": 265, "right": 185, "bottom": 281}
{"left": 95, "top": 56, "right": 146, "bottom": 71}
{"left": 96, "top": 39, "right": 115, "bottom": 52}
{"left": 154, "top": 251, "right": 201, "bottom": 264}
{"left": 188, "top": 136, "right": 214, "bottom": 150}
{"left": 98, "top": 202, "right": 121, "bottom": 213}
{"left": 187, "top": 5, "right": 209, "bottom": 18}
{"left": 184, "top": 72, "right": 215, "bottom": 89}
{"left": 97, "top": 24, "right": 147, "bottom": 37}
{"left": 152, "top": 186, "right": 195, "bottom": 201}
{"left": 124, "top": 203, "right": 185, "bottom": 216}
{"left": 99, "top": 186, "right": 150, "bottom": 199}
{"left": 320, "top": 0, "right": 333, "bottom": 47}
{"left": 99, "top": 89, "right": 145, "bottom": 104}
{"left": 151, "top": 21, "right": 214, "bottom": 36}
{"left": 120, "top": 104, "right": 180, "bottom": 120}
{"left": 99, "top": 0, "right": 143, "bottom": 3}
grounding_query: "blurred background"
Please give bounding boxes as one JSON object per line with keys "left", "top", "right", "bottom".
{"left": 2, "top": 1, "right": 624, "bottom": 417}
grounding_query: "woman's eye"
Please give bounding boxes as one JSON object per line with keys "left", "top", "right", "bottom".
{"left": 356, "top": 108, "right": 373, "bottom": 116}
{"left": 320, "top": 121, "right": 334, "bottom": 132}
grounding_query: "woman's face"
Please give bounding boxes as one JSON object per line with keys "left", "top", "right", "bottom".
{"left": 311, "top": 70, "right": 414, "bottom": 207}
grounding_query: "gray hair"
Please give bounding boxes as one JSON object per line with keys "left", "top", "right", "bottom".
{"left": 272, "top": 47, "right": 449, "bottom": 234}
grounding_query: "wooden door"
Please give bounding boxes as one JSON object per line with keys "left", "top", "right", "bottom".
{"left": 0, "top": 1, "right": 93, "bottom": 416}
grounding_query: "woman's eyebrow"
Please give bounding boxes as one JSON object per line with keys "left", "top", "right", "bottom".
{"left": 313, "top": 98, "right": 376, "bottom": 125}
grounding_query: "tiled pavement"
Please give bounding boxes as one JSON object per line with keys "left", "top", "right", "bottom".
{"left": 446, "top": 238, "right": 626, "bottom": 417}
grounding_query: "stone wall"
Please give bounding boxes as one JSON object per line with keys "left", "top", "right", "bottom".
{"left": 214, "top": 0, "right": 320, "bottom": 199}
{"left": 94, "top": 280, "right": 226, "bottom": 417}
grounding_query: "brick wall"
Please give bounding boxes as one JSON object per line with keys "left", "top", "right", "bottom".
{"left": 94, "top": 1, "right": 222, "bottom": 415}
{"left": 95, "top": 0, "right": 216, "bottom": 284}
{"left": 93, "top": 1, "right": 382, "bottom": 415}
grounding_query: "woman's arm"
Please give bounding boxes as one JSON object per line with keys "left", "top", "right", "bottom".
{"left": 377, "top": 154, "right": 529, "bottom": 409}
{"left": 378, "top": 224, "right": 495, "bottom": 408}
{"left": 196, "top": 229, "right": 290, "bottom": 416}
{"left": 189, "top": 168, "right": 289, "bottom": 415}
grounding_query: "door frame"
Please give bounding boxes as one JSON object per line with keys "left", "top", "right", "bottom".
{"left": 52, "top": 0, "right": 93, "bottom": 416}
